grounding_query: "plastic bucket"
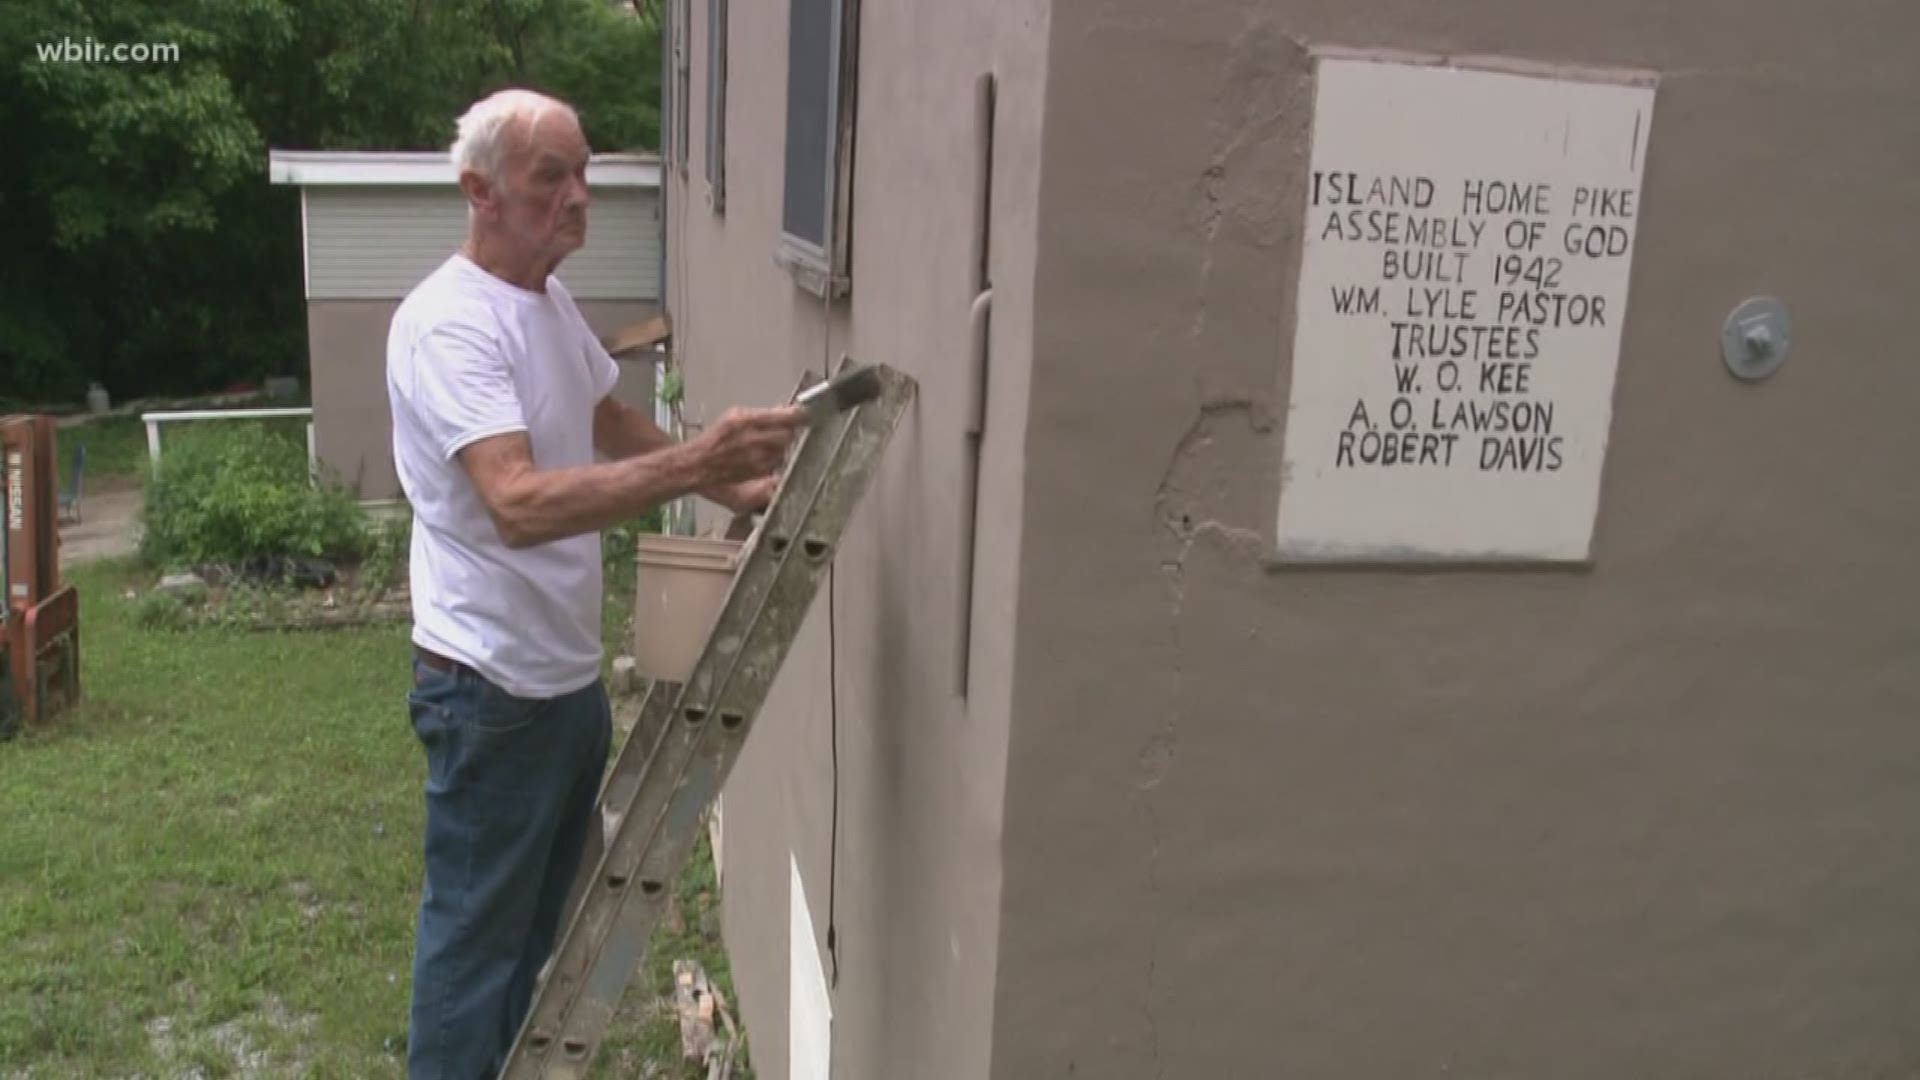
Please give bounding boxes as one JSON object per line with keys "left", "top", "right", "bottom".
{"left": 631, "top": 534, "right": 744, "bottom": 683}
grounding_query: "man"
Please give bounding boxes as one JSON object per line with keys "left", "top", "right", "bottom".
{"left": 385, "top": 88, "right": 803, "bottom": 1079}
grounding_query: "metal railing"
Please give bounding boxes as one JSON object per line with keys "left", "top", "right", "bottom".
{"left": 141, "top": 408, "right": 316, "bottom": 483}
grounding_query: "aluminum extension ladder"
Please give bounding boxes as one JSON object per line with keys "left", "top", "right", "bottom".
{"left": 500, "top": 360, "right": 914, "bottom": 1079}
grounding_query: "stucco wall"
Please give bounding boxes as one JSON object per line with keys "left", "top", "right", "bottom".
{"left": 306, "top": 298, "right": 659, "bottom": 501}
{"left": 996, "top": 2, "right": 1920, "bottom": 1078}
{"left": 663, "top": 0, "right": 1048, "bottom": 1075}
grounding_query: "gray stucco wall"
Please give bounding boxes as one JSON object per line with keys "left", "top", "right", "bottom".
{"left": 662, "top": 0, "right": 1048, "bottom": 1076}
{"left": 307, "top": 298, "right": 659, "bottom": 502}
{"left": 995, "top": 2, "right": 1920, "bottom": 1078}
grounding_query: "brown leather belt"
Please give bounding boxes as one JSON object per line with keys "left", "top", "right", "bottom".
{"left": 414, "top": 646, "right": 462, "bottom": 675}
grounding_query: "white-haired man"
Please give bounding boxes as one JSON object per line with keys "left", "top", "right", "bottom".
{"left": 385, "top": 89, "right": 802, "bottom": 1079}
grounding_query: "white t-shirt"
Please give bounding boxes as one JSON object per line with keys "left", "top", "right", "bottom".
{"left": 386, "top": 254, "right": 621, "bottom": 698}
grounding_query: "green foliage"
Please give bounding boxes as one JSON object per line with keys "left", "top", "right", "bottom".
{"left": 132, "top": 590, "right": 189, "bottom": 631}
{"left": 657, "top": 369, "right": 685, "bottom": 407}
{"left": 522, "top": 0, "right": 664, "bottom": 151}
{"left": 598, "top": 508, "right": 663, "bottom": 659}
{"left": 0, "top": 0, "right": 662, "bottom": 405}
{"left": 358, "top": 512, "right": 413, "bottom": 595}
{"left": 603, "top": 508, "right": 667, "bottom": 592}
{"left": 60, "top": 400, "right": 308, "bottom": 486}
{"left": 139, "top": 424, "right": 369, "bottom": 568}
{"left": 201, "top": 580, "right": 294, "bottom": 629}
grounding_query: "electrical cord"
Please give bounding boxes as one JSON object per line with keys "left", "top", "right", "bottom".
{"left": 820, "top": 265, "right": 842, "bottom": 991}
{"left": 826, "top": 561, "right": 840, "bottom": 988}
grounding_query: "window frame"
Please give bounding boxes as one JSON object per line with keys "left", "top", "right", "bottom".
{"left": 776, "top": 0, "right": 859, "bottom": 297}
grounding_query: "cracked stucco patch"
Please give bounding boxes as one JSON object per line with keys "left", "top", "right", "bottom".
{"left": 1155, "top": 398, "right": 1273, "bottom": 572}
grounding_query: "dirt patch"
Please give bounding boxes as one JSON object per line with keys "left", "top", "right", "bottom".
{"left": 58, "top": 487, "right": 142, "bottom": 568}
{"left": 90, "top": 472, "right": 144, "bottom": 496}
{"left": 144, "top": 996, "right": 317, "bottom": 1080}
{"left": 286, "top": 879, "right": 367, "bottom": 925}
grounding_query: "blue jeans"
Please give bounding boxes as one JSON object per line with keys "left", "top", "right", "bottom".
{"left": 405, "top": 656, "right": 611, "bottom": 1080}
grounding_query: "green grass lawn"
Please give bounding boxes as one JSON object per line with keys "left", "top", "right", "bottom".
{"left": 0, "top": 559, "right": 746, "bottom": 1078}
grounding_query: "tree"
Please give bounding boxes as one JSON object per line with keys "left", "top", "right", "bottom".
{"left": 0, "top": 0, "right": 660, "bottom": 406}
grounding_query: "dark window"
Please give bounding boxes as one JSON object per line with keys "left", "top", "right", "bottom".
{"left": 779, "top": 0, "right": 856, "bottom": 292}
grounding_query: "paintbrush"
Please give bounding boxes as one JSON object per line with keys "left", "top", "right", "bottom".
{"left": 795, "top": 365, "right": 882, "bottom": 425}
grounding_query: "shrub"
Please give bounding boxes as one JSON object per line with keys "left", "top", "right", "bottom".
{"left": 602, "top": 507, "right": 666, "bottom": 600}
{"left": 359, "top": 512, "right": 413, "bottom": 594}
{"left": 139, "top": 423, "right": 370, "bottom": 569}
{"left": 133, "top": 591, "right": 189, "bottom": 631}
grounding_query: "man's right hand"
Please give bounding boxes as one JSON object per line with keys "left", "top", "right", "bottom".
{"left": 686, "top": 405, "right": 807, "bottom": 488}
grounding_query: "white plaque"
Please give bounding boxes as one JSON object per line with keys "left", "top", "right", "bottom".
{"left": 1275, "top": 57, "right": 1656, "bottom": 562}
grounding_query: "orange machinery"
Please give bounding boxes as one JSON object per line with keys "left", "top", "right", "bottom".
{"left": 1, "top": 415, "right": 80, "bottom": 736}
